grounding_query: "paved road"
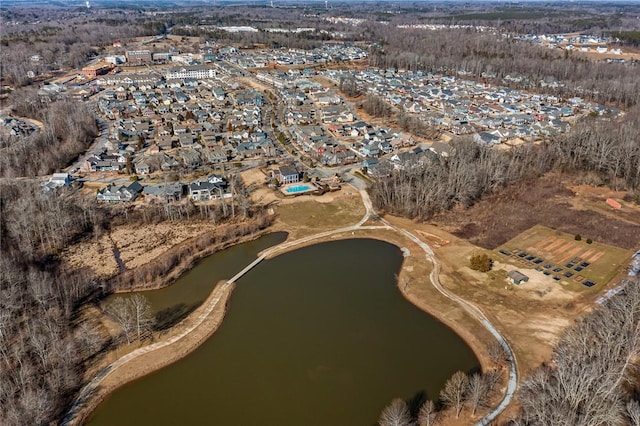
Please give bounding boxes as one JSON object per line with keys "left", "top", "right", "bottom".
{"left": 65, "top": 113, "right": 110, "bottom": 173}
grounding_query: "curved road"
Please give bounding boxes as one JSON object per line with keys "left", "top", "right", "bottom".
{"left": 63, "top": 178, "right": 517, "bottom": 425}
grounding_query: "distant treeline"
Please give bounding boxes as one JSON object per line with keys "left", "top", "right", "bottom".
{"left": 0, "top": 95, "right": 98, "bottom": 178}
{"left": 610, "top": 30, "right": 640, "bottom": 47}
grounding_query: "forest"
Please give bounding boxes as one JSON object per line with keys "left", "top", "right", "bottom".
{"left": 366, "top": 27, "right": 640, "bottom": 107}
{"left": 1, "top": 94, "right": 98, "bottom": 178}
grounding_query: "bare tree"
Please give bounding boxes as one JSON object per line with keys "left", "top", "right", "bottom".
{"left": 379, "top": 398, "right": 412, "bottom": 426}
{"left": 487, "top": 340, "right": 506, "bottom": 366}
{"left": 440, "top": 371, "right": 468, "bottom": 418}
{"left": 466, "top": 373, "right": 489, "bottom": 415}
{"left": 417, "top": 400, "right": 439, "bottom": 426}
{"left": 106, "top": 298, "right": 135, "bottom": 344}
{"left": 106, "top": 295, "right": 154, "bottom": 344}
{"left": 129, "top": 294, "right": 154, "bottom": 341}
{"left": 627, "top": 400, "right": 640, "bottom": 426}
{"left": 516, "top": 278, "right": 640, "bottom": 425}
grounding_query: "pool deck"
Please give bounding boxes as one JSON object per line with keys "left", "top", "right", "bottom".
{"left": 280, "top": 182, "right": 317, "bottom": 196}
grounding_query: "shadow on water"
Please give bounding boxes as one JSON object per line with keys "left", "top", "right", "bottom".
{"left": 408, "top": 390, "right": 428, "bottom": 418}
{"left": 153, "top": 303, "right": 198, "bottom": 331}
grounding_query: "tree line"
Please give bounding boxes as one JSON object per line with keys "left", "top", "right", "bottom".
{"left": 1, "top": 93, "right": 98, "bottom": 178}
{"left": 0, "top": 183, "right": 106, "bottom": 425}
{"left": 512, "top": 277, "right": 640, "bottom": 425}
{"left": 0, "top": 174, "right": 270, "bottom": 424}
{"left": 379, "top": 359, "right": 506, "bottom": 425}
{"left": 369, "top": 107, "right": 640, "bottom": 221}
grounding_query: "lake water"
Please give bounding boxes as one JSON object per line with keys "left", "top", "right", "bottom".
{"left": 89, "top": 238, "right": 478, "bottom": 425}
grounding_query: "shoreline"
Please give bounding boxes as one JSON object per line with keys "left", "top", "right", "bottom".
{"left": 66, "top": 280, "right": 235, "bottom": 426}
{"left": 68, "top": 226, "right": 498, "bottom": 425}
{"left": 105, "top": 219, "right": 275, "bottom": 293}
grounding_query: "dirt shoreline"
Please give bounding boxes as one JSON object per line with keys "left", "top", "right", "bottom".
{"left": 71, "top": 226, "right": 497, "bottom": 425}
{"left": 108, "top": 227, "right": 275, "bottom": 293}
{"left": 70, "top": 280, "right": 235, "bottom": 425}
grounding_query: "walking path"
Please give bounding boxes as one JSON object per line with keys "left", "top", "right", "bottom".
{"left": 61, "top": 281, "right": 233, "bottom": 425}
{"left": 376, "top": 214, "right": 518, "bottom": 425}
{"left": 63, "top": 178, "right": 517, "bottom": 425}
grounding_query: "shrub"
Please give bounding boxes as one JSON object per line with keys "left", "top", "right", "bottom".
{"left": 470, "top": 253, "right": 493, "bottom": 272}
{"left": 586, "top": 238, "right": 593, "bottom": 244}
{"left": 575, "top": 234, "right": 582, "bottom": 241}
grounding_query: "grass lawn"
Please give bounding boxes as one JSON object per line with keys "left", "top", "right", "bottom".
{"left": 275, "top": 194, "right": 364, "bottom": 237}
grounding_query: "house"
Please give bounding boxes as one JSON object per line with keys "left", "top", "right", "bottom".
{"left": 361, "top": 142, "right": 380, "bottom": 158}
{"left": 97, "top": 181, "right": 143, "bottom": 202}
{"left": 507, "top": 270, "right": 529, "bottom": 285}
{"left": 178, "top": 134, "right": 196, "bottom": 148}
{"left": 156, "top": 135, "right": 174, "bottom": 150}
{"left": 43, "top": 172, "right": 73, "bottom": 193}
{"left": 180, "top": 149, "right": 201, "bottom": 168}
{"left": 49, "top": 173, "right": 72, "bottom": 187}
{"left": 274, "top": 165, "right": 299, "bottom": 184}
{"left": 362, "top": 157, "right": 379, "bottom": 174}
{"left": 188, "top": 181, "right": 226, "bottom": 201}
{"left": 201, "top": 146, "right": 228, "bottom": 164}
{"left": 429, "top": 141, "right": 452, "bottom": 157}
{"left": 474, "top": 132, "right": 502, "bottom": 146}
{"left": 207, "top": 174, "right": 227, "bottom": 186}
{"left": 143, "top": 182, "right": 185, "bottom": 202}
{"left": 160, "top": 154, "right": 180, "bottom": 171}
{"left": 134, "top": 158, "right": 152, "bottom": 175}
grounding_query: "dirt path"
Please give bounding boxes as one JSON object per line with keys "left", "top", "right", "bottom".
{"left": 62, "top": 280, "right": 234, "bottom": 426}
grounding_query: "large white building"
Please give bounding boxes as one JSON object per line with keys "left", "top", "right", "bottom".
{"left": 166, "top": 65, "right": 217, "bottom": 80}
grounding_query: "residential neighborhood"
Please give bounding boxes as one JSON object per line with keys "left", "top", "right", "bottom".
{"left": 29, "top": 34, "right": 624, "bottom": 203}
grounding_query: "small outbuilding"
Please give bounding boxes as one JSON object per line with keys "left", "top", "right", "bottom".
{"left": 508, "top": 270, "right": 529, "bottom": 285}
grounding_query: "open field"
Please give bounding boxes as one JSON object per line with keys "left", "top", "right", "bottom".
{"left": 239, "top": 168, "right": 367, "bottom": 239}
{"left": 274, "top": 192, "right": 365, "bottom": 238}
{"left": 496, "top": 225, "right": 632, "bottom": 290}
{"left": 436, "top": 173, "right": 640, "bottom": 250}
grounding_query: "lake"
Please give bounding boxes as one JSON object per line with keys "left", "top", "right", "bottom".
{"left": 89, "top": 237, "right": 478, "bottom": 425}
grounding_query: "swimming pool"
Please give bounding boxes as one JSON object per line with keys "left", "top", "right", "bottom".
{"left": 284, "top": 184, "right": 313, "bottom": 194}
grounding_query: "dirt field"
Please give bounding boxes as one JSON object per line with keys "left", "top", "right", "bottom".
{"left": 435, "top": 173, "right": 640, "bottom": 250}
{"left": 496, "top": 225, "right": 632, "bottom": 291}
